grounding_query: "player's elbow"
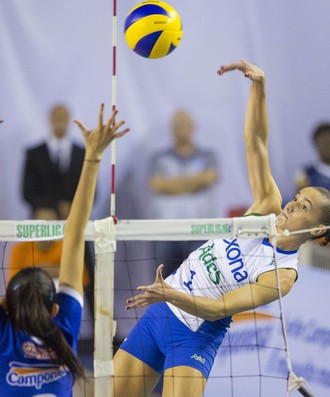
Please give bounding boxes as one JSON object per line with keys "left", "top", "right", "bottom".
{"left": 206, "top": 301, "right": 231, "bottom": 321}
{"left": 279, "top": 272, "right": 296, "bottom": 297}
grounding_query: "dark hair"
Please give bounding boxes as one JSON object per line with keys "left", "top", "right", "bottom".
{"left": 309, "top": 187, "right": 330, "bottom": 246}
{"left": 312, "top": 123, "right": 330, "bottom": 143}
{"left": 6, "top": 267, "right": 84, "bottom": 380}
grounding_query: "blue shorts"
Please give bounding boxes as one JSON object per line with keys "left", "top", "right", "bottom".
{"left": 119, "top": 302, "right": 231, "bottom": 379}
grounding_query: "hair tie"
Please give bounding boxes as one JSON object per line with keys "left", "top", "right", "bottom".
{"left": 49, "top": 290, "right": 55, "bottom": 303}
{"left": 13, "top": 283, "right": 20, "bottom": 291}
{"left": 320, "top": 237, "right": 329, "bottom": 247}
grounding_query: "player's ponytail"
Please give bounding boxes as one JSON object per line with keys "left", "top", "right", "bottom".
{"left": 6, "top": 267, "right": 84, "bottom": 381}
{"left": 309, "top": 187, "right": 330, "bottom": 247}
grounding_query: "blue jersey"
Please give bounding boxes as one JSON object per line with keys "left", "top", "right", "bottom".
{"left": 0, "top": 286, "right": 83, "bottom": 397}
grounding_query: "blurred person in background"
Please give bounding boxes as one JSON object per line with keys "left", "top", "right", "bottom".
{"left": 295, "top": 123, "right": 330, "bottom": 192}
{"left": 149, "top": 110, "right": 218, "bottom": 277}
{"left": 22, "top": 104, "right": 85, "bottom": 220}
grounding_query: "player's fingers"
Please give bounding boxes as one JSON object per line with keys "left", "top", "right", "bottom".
{"left": 105, "top": 109, "right": 118, "bottom": 131}
{"left": 217, "top": 62, "right": 242, "bottom": 75}
{"left": 112, "top": 128, "right": 130, "bottom": 140}
{"left": 155, "top": 264, "right": 164, "bottom": 282}
{"left": 73, "top": 120, "right": 90, "bottom": 139}
{"left": 126, "top": 294, "right": 148, "bottom": 307}
{"left": 98, "top": 103, "right": 105, "bottom": 128}
{"left": 125, "top": 299, "right": 148, "bottom": 309}
{"left": 110, "top": 120, "right": 126, "bottom": 136}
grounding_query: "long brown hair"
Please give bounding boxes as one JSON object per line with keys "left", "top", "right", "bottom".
{"left": 6, "top": 267, "right": 84, "bottom": 381}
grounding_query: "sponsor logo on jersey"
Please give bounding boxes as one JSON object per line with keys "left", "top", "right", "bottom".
{"left": 190, "top": 353, "right": 206, "bottom": 364}
{"left": 223, "top": 239, "right": 248, "bottom": 283}
{"left": 6, "top": 361, "right": 68, "bottom": 390}
{"left": 23, "top": 342, "right": 56, "bottom": 360}
{"left": 269, "top": 258, "right": 276, "bottom": 267}
{"left": 198, "top": 243, "right": 223, "bottom": 285}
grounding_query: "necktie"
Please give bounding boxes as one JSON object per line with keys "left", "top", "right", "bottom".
{"left": 55, "top": 149, "right": 63, "bottom": 173}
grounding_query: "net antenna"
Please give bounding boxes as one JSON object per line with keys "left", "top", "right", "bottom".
{"left": 110, "top": 0, "right": 117, "bottom": 219}
{"left": 91, "top": 0, "right": 119, "bottom": 395}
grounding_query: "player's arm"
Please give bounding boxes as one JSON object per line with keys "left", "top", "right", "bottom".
{"left": 126, "top": 265, "right": 296, "bottom": 321}
{"left": 58, "top": 105, "right": 129, "bottom": 295}
{"left": 218, "top": 61, "right": 282, "bottom": 215}
{"left": 149, "top": 169, "right": 217, "bottom": 195}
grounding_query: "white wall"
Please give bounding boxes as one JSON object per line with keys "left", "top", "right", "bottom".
{"left": 1, "top": 0, "right": 330, "bottom": 220}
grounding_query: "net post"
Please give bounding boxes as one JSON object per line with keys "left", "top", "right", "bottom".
{"left": 93, "top": 217, "right": 116, "bottom": 395}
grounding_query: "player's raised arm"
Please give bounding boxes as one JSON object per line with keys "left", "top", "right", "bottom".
{"left": 58, "top": 105, "right": 129, "bottom": 295}
{"left": 218, "top": 61, "right": 282, "bottom": 215}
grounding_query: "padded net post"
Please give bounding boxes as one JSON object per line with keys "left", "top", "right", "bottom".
{"left": 93, "top": 217, "right": 117, "bottom": 395}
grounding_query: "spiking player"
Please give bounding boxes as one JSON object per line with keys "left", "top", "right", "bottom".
{"left": 113, "top": 61, "right": 330, "bottom": 397}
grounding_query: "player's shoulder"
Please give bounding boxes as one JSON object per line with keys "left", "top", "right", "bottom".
{"left": 57, "top": 286, "right": 83, "bottom": 307}
{"left": 26, "top": 142, "right": 47, "bottom": 154}
{"left": 246, "top": 195, "right": 282, "bottom": 217}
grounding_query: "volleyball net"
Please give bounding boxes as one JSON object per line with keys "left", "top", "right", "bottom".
{"left": 0, "top": 215, "right": 317, "bottom": 397}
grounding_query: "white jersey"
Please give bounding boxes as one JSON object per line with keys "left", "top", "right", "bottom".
{"left": 166, "top": 237, "right": 298, "bottom": 332}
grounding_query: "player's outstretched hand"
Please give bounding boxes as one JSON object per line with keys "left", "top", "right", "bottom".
{"left": 74, "top": 104, "right": 130, "bottom": 161}
{"left": 125, "top": 264, "right": 172, "bottom": 309}
{"left": 217, "top": 60, "right": 265, "bottom": 83}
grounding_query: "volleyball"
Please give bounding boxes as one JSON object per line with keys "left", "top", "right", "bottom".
{"left": 124, "top": 1, "right": 183, "bottom": 59}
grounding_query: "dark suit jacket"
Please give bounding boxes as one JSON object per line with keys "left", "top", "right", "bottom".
{"left": 23, "top": 142, "right": 85, "bottom": 213}
{"left": 22, "top": 142, "right": 96, "bottom": 336}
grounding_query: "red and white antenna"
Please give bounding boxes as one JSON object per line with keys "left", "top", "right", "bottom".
{"left": 110, "top": 0, "right": 117, "bottom": 218}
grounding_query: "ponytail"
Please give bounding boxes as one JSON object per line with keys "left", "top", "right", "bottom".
{"left": 317, "top": 235, "right": 330, "bottom": 247}
{"left": 6, "top": 267, "right": 84, "bottom": 381}
{"left": 309, "top": 187, "right": 330, "bottom": 247}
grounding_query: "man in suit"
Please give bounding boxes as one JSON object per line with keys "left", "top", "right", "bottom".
{"left": 22, "top": 104, "right": 85, "bottom": 220}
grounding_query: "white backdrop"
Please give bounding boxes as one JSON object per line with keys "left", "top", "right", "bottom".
{"left": 1, "top": 1, "right": 330, "bottom": 221}
{"left": 1, "top": 3, "right": 330, "bottom": 395}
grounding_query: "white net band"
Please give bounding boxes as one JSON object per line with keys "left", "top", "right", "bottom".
{"left": 0, "top": 214, "right": 276, "bottom": 242}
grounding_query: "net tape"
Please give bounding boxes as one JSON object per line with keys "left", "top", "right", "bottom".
{"left": 0, "top": 214, "right": 276, "bottom": 242}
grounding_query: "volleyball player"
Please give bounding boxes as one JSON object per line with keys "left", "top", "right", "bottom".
{"left": 113, "top": 61, "right": 330, "bottom": 397}
{"left": 0, "top": 105, "right": 129, "bottom": 396}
